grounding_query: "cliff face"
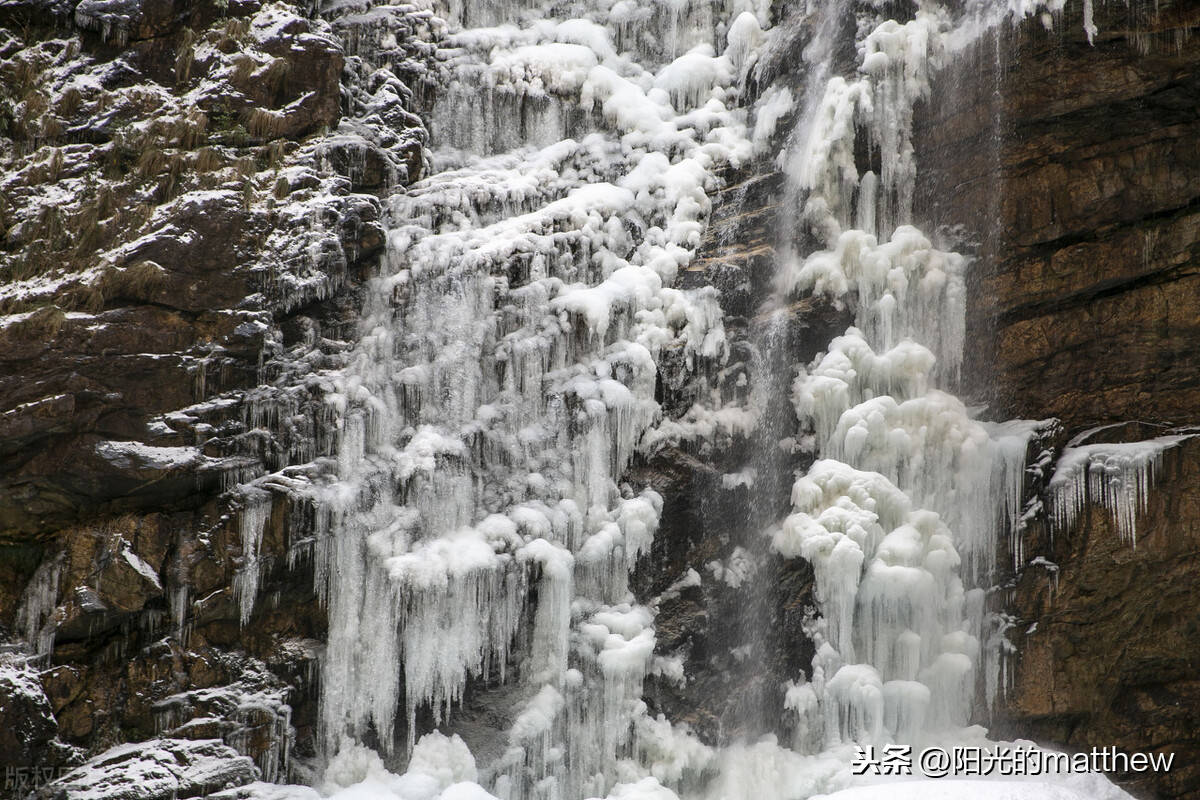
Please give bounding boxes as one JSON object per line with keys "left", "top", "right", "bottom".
{"left": 0, "top": 0, "right": 427, "bottom": 786}
{"left": 0, "top": 0, "right": 425, "bottom": 536}
{"left": 1001, "top": 435, "right": 1200, "bottom": 800}
{"left": 916, "top": 3, "right": 1200, "bottom": 798}
{"left": 919, "top": 1, "right": 1200, "bottom": 430}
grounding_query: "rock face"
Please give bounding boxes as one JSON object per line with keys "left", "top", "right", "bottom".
{"left": 0, "top": 0, "right": 429, "bottom": 787}
{"left": 1000, "top": 436, "right": 1200, "bottom": 800}
{"left": 916, "top": 4, "right": 1200, "bottom": 799}
{"left": 0, "top": 660, "right": 60, "bottom": 771}
{"left": 0, "top": 0, "right": 426, "bottom": 536}
{"left": 917, "top": 0, "right": 1200, "bottom": 430}
{"left": 35, "top": 738, "right": 259, "bottom": 800}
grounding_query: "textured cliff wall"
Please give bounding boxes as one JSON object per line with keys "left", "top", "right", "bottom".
{"left": 919, "top": 0, "right": 1200, "bottom": 430}
{"left": 0, "top": 0, "right": 428, "bottom": 787}
{"left": 1002, "top": 435, "right": 1200, "bottom": 800}
{"left": 916, "top": 3, "right": 1200, "bottom": 798}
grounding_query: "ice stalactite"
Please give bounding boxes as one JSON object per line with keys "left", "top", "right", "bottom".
{"left": 780, "top": 10, "right": 949, "bottom": 244}
{"left": 14, "top": 553, "right": 63, "bottom": 658}
{"left": 790, "top": 330, "right": 1040, "bottom": 583}
{"left": 773, "top": 461, "right": 978, "bottom": 742}
{"left": 769, "top": 0, "right": 1077, "bottom": 763}
{"left": 235, "top": 488, "right": 274, "bottom": 627}
{"left": 782, "top": 230, "right": 966, "bottom": 383}
{"left": 1048, "top": 433, "right": 1191, "bottom": 546}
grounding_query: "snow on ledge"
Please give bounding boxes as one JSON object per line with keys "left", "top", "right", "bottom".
{"left": 1048, "top": 433, "right": 1193, "bottom": 546}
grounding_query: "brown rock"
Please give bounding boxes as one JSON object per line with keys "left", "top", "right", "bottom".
{"left": 915, "top": 0, "right": 1200, "bottom": 429}
{"left": 913, "top": 6, "right": 1200, "bottom": 796}
{"left": 993, "top": 438, "right": 1200, "bottom": 800}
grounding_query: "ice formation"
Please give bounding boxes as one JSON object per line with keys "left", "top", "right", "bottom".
{"left": 790, "top": 330, "right": 1040, "bottom": 582}
{"left": 274, "top": 0, "right": 753, "bottom": 794}
{"left": 14, "top": 552, "right": 63, "bottom": 657}
{"left": 100, "top": 0, "right": 1139, "bottom": 797}
{"left": 762, "top": 0, "right": 1051, "bottom": 754}
{"left": 235, "top": 488, "right": 274, "bottom": 626}
{"left": 1048, "top": 432, "right": 1192, "bottom": 546}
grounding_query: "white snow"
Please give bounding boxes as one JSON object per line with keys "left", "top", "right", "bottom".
{"left": 94, "top": 440, "right": 208, "bottom": 470}
{"left": 45, "top": 738, "right": 258, "bottom": 800}
{"left": 815, "top": 781, "right": 1095, "bottom": 800}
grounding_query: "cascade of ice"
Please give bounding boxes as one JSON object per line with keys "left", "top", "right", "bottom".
{"left": 282, "top": 0, "right": 759, "bottom": 796}
{"left": 229, "top": 1, "right": 1141, "bottom": 799}
{"left": 768, "top": 0, "right": 1045, "bottom": 747}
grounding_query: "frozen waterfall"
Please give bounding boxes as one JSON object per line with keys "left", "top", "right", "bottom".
{"left": 233, "top": 1, "right": 1142, "bottom": 799}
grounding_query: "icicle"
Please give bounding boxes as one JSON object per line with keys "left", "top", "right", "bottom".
{"left": 1048, "top": 435, "right": 1189, "bottom": 546}
{"left": 1082, "top": 0, "right": 1098, "bottom": 45}
{"left": 15, "top": 554, "right": 63, "bottom": 657}
{"left": 781, "top": 229, "right": 966, "bottom": 381}
{"left": 234, "top": 488, "right": 273, "bottom": 627}
{"left": 784, "top": 677, "right": 824, "bottom": 754}
{"left": 824, "top": 664, "right": 885, "bottom": 747}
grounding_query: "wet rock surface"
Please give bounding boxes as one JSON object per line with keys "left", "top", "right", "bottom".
{"left": 631, "top": 157, "right": 848, "bottom": 747}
